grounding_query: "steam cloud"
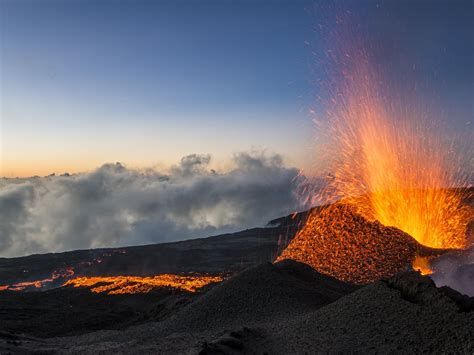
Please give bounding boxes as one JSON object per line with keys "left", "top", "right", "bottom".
{"left": 0, "top": 152, "right": 302, "bottom": 258}
{"left": 431, "top": 249, "right": 474, "bottom": 297}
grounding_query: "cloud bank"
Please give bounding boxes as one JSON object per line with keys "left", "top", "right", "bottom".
{"left": 0, "top": 152, "right": 303, "bottom": 257}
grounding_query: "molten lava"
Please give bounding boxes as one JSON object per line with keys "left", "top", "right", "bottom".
{"left": 412, "top": 256, "right": 433, "bottom": 276}
{"left": 0, "top": 267, "right": 75, "bottom": 292}
{"left": 63, "top": 274, "right": 223, "bottom": 294}
{"left": 0, "top": 250, "right": 129, "bottom": 292}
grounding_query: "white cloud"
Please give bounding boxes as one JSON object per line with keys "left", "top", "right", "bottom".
{"left": 0, "top": 152, "right": 303, "bottom": 257}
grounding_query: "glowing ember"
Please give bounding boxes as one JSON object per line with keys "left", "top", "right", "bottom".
{"left": 63, "top": 274, "right": 224, "bottom": 294}
{"left": 277, "top": 204, "right": 440, "bottom": 284}
{"left": 412, "top": 256, "right": 433, "bottom": 276}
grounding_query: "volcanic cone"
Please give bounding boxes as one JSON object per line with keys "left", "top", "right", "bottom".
{"left": 276, "top": 203, "right": 441, "bottom": 284}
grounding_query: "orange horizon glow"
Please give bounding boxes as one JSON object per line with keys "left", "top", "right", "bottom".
{"left": 0, "top": 161, "right": 99, "bottom": 179}
{"left": 0, "top": 151, "right": 311, "bottom": 179}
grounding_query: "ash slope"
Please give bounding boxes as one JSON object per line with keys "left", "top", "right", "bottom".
{"left": 4, "top": 261, "right": 472, "bottom": 354}
{"left": 154, "top": 259, "right": 359, "bottom": 332}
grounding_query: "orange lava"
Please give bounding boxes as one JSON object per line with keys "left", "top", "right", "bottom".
{"left": 0, "top": 267, "right": 75, "bottom": 292}
{"left": 412, "top": 255, "right": 433, "bottom": 276}
{"left": 63, "top": 274, "right": 224, "bottom": 294}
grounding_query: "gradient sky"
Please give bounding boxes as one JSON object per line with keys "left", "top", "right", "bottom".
{"left": 1, "top": 0, "right": 472, "bottom": 177}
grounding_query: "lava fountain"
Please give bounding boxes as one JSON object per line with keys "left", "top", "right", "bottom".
{"left": 321, "top": 58, "right": 472, "bottom": 250}
{"left": 278, "top": 13, "right": 473, "bottom": 283}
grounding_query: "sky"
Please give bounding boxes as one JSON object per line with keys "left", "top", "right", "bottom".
{"left": 0, "top": 0, "right": 472, "bottom": 257}
{"left": 0, "top": 0, "right": 472, "bottom": 177}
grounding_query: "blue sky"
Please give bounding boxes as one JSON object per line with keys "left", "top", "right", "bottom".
{"left": 1, "top": 0, "right": 472, "bottom": 177}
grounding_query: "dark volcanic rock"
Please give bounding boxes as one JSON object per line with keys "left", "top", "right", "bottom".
{"left": 198, "top": 327, "right": 264, "bottom": 355}
{"left": 0, "top": 283, "right": 202, "bottom": 340}
{"left": 386, "top": 271, "right": 473, "bottom": 311}
{"left": 161, "top": 259, "right": 358, "bottom": 332}
{"left": 253, "top": 272, "right": 474, "bottom": 354}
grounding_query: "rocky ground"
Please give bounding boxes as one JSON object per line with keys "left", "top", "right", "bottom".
{"left": 1, "top": 260, "right": 473, "bottom": 354}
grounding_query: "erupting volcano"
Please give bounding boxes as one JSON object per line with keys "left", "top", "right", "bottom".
{"left": 278, "top": 19, "right": 473, "bottom": 283}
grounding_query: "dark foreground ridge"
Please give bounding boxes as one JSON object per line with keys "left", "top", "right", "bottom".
{"left": 1, "top": 261, "right": 473, "bottom": 354}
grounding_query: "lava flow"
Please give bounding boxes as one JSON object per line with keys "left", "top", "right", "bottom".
{"left": 64, "top": 274, "right": 224, "bottom": 294}
{"left": 0, "top": 248, "right": 223, "bottom": 295}
{"left": 0, "top": 250, "right": 127, "bottom": 292}
{"left": 0, "top": 267, "right": 75, "bottom": 292}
